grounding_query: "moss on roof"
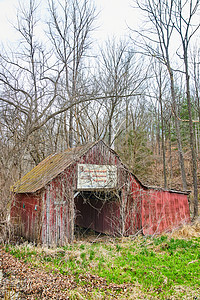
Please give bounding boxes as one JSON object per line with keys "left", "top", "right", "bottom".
{"left": 12, "top": 141, "right": 96, "bottom": 193}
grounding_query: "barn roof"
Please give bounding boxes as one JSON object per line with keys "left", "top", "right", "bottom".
{"left": 12, "top": 141, "right": 97, "bottom": 193}
{"left": 12, "top": 140, "right": 190, "bottom": 195}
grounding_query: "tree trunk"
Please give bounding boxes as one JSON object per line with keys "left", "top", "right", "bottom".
{"left": 168, "top": 121, "right": 173, "bottom": 188}
{"left": 184, "top": 52, "right": 198, "bottom": 218}
{"left": 69, "top": 107, "right": 73, "bottom": 148}
{"left": 156, "top": 107, "right": 161, "bottom": 156}
{"left": 169, "top": 68, "right": 188, "bottom": 191}
{"left": 160, "top": 99, "right": 167, "bottom": 189}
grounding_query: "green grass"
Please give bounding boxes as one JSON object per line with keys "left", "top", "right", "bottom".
{"left": 4, "top": 236, "right": 200, "bottom": 299}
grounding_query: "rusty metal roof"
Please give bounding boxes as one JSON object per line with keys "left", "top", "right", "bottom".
{"left": 12, "top": 141, "right": 97, "bottom": 193}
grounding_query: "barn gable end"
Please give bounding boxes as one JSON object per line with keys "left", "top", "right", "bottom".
{"left": 11, "top": 140, "right": 190, "bottom": 246}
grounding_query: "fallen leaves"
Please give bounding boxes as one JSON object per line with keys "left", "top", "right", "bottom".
{"left": 1, "top": 248, "right": 74, "bottom": 299}
{"left": 0, "top": 248, "right": 145, "bottom": 299}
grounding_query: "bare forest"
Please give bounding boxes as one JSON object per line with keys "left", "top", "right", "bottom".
{"left": 0, "top": 0, "right": 200, "bottom": 237}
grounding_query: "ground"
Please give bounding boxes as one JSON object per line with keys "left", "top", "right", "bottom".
{"left": 0, "top": 247, "right": 148, "bottom": 299}
{"left": 0, "top": 222, "right": 200, "bottom": 299}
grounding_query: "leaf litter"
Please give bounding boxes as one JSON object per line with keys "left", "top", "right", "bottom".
{"left": 0, "top": 247, "right": 147, "bottom": 299}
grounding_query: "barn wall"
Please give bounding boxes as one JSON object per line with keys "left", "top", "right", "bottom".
{"left": 41, "top": 174, "right": 75, "bottom": 246}
{"left": 142, "top": 189, "right": 190, "bottom": 235}
{"left": 11, "top": 193, "right": 42, "bottom": 242}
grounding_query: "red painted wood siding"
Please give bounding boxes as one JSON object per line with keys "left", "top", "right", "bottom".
{"left": 142, "top": 189, "right": 190, "bottom": 235}
{"left": 11, "top": 193, "right": 42, "bottom": 242}
{"left": 41, "top": 175, "right": 73, "bottom": 246}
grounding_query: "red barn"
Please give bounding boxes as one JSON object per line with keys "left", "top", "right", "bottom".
{"left": 11, "top": 140, "right": 190, "bottom": 246}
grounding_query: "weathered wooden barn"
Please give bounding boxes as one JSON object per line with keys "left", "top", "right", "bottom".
{"left": 11, "top": 140, "right": 190, "bottom": 246}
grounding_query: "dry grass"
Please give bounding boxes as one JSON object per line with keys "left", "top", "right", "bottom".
{"left": 168, "top": 220, "right": 200, "bottom": 239}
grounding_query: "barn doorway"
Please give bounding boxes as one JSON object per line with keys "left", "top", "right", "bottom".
{"left": 74, "top": 190, "right": 121, "bottom": 236}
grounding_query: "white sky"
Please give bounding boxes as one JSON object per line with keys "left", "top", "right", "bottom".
{"left": 95, "top": 0, "right": 139, "bottom": 41}
{"left": 0, "top": 0, "right": 140, "bottom": 44}
{"left": 0, "top": 0, "right": 16, "bottom": 42}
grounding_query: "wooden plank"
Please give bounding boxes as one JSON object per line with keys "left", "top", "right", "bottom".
{"left": 46, "top": 187, "right": 50, "bottom": 246}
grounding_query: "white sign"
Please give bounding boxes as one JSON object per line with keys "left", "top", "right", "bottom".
{"left": 77, "top": 164, "right": 117, "bottom": 190}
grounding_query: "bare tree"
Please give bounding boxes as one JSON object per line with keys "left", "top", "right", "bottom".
{"left": 134, "top": 0, "right": 188, "bottom": 191}
{"left": 47, "top": 0, "right": 97, "bottom": 147}
{"left": 173, "top": 0, "right": 200, "bottom": 218}
{"left": 0, "top": 0, "right": 99, "bottom": 160}
{"left": 96, "top": 38, "right": 147, "bottom": 147}
{"left": 0, "top": 0, "right": 60, "bottom": 164}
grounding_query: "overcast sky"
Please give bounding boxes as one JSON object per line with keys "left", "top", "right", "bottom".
{"left": 0, "top": 0, "right": 140, "bottom": 44}
{"left": 95, "top": 0, "right": 139, "bottom": 41}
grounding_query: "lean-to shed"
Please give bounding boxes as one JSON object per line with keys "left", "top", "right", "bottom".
{"left": 11, "top": 140, "right": 190, "bottom": 246}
